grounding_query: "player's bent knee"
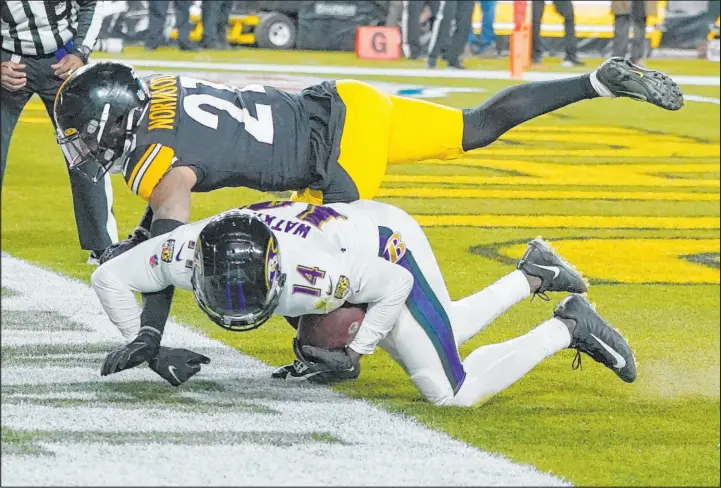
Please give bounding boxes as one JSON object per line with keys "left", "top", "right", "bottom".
{"left": 462, "top": 108, "right": 498, "bottom": 150}
{"left": 409, "top": 369, "right": 455, "bottom": 406}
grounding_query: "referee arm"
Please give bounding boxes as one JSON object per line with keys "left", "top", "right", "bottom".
{"left": 52, "top": 0, "right": 102, "bottom": 77}
{"left": 73, "top": 0, "right": 103, "bottom": 51}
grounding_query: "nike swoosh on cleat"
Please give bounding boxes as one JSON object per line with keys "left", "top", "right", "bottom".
{"left": 591, "top": 333, "right": 627, "bottom": 369}
{"left": 167, "top": 365, "right": 182, "bottom": 384}
{"left": 528, "top": 263, "right": 561, "bottom": 278}
{"left": 630, "top": 70, "right": 644, "bottom": 77}
{"left": 288, "top": 371, "right": 323, "bottom": 382}
{"left": 616, "top": 90, "right": 647, "bottom": 101}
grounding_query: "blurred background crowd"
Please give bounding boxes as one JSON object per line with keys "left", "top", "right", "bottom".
{"left": 93, "top": 0, "right": 721, "bottom": 66}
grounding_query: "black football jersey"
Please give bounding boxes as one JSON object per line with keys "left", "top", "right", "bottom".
{"left": 122, "top": 74, "right": 315, "bottom": 201}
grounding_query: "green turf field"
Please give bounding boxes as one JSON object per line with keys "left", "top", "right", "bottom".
{"left": 2, "top": 48, "right": 719, "bottom": 485}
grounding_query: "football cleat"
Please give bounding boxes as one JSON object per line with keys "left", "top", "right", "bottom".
{"left": 271, "top": 360, "right": 324, "bottom": 383}
{"left": 517, "top": 237, "right": 588, "bottom": 300}
{"left": 554, "top": 294, "right": 637, "bottom": 383}
{"left": 271, "top": 358, "right": 357, "bottom": 385}
{"left": 86, "top": 249, "right": 106, "bottom": 266}
{"left": 592, "top": 57, "right": 684, "bottom": 111}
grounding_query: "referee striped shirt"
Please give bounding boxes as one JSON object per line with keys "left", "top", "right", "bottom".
{"left": 0, "top": 1, "right": 102, "bottom": 56}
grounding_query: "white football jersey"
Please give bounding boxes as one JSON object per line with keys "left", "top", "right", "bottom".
{"left": 92, "top": 200, "right": 411, "bottom": 347}
{"left": 242, "top": 200, "right": 373, "bottom": 317}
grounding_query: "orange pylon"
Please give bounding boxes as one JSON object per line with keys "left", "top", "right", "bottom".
{"left": 510, "top": 0, "right": 531, "bottom": 80}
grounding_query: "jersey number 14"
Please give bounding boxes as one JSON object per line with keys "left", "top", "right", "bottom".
{"left": 180, "top": 77, "right": 274, "bottom": 144}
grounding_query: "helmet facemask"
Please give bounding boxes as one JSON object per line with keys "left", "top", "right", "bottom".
{"left": 57, "top": 102, "right": 147, "bottom": 183}
{"left": 53, "top": 62, "right": 151, "bottom": 183}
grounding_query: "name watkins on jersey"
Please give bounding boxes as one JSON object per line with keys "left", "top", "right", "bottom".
{"left": 253, "top": 211, "right": 313, "bottom": 239}
{"left": 148, "top": 75, "right": 179, "bottom": 131}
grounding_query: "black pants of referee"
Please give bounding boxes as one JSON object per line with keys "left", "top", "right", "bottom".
{"left": 612, "top": 1, "right": 647, "bottom": 62}
{"left": 401, "top": 1, "right": 473, "bottom": 63}
{"left": 0, "top": 50, "right": 117, "bottom": 252}
{"left": 531, "top": 0, "right": 578, "bottom": 61}
{"left": 145, "top": 0, "right": 194, "bottom": 49}
{"left": 427, "top": 0, "right": 474, "bottom": 64}
{"left": 201, "top": 0, "right": 231, "bottom": 47}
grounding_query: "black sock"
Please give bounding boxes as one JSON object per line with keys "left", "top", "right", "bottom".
{"left": 461, "top": 74, "right": 599, "bottom": 151}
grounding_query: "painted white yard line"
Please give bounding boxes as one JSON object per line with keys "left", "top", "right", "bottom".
{"left": 684, "top": 94, "right": 721, "bottom": 104}
{"left": 99, "top": 58, "right": 721, "bottom": 87}
{"left": 0, "top": 253, "right": 570, "bottom": 487}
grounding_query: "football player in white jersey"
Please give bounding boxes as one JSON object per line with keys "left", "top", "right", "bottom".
{"left": 92, "top": 200, "right": 636, "bottom": 405}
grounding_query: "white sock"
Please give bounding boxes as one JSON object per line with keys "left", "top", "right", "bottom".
{"left": 451, "top": 270, "right": 531, "bottom": 346}
{"left": 446, "top": 318, "right": 572, "bottom": 407}
{"left": 590, "top": 69, "right": 614, "bottom": 98}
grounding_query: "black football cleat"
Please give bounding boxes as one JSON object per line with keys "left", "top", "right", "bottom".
{"left": 271, "top": 360, "right": 327, "bottom": 383}
{"left": 554, "top": 294, "right": 637, "bottom": 383}
{"left": 86, "top": 249, "right": 106, "bottom": 266}
{"left": 271, "top": 358, "right": 358, "bottom": 385}
{"left": 593, "top": 57, "right": 684, "bottom": 111}
{"left": 517, "top": 237, "right": 588, "bottom": 300}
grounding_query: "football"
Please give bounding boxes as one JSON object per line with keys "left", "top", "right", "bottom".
{"left": 296, "top": 304, "right": 366, "bottom": 350}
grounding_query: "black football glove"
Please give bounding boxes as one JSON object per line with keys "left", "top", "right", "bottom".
{"left": 99, "top": 227, "right": 151, "bottom": 265}
{"left": 148, "top": 346, "right": 210, "bottom": 386}
{"left": 100, "top": 327, "right": 161, "bottom": 377}
{"left": 294, "top": 339, "right": 360, "bottom": 384}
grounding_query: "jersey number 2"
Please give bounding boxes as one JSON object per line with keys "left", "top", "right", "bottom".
{"left": 179, "top": 77, "right": 274, "bottom": 144}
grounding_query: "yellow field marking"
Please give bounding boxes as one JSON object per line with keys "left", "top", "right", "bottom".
{"left": 18, "top": 116, "right": 51, "bottom": 124}
{"left": 23, "top": 102, "right": 47, "bottom": 111}
{"left": 378, "top": 187, "right": 720, "bottom": 201}
{"left": 415, "top": 215, "right": 720, "bottom": 229}
{"left": 387, "top": 161, "right": 720, "bottom": 188}
{"left": 477, "top": 126, "right": 721, "bottom": 159}
{"left": 499, "top": 238, "right": 721, "bottom": 284}
{"left": 388, "top": 174, "right": 719, "bottom": 188}
{"left": 513, "top": 126, "right": 632, "bottom": 133}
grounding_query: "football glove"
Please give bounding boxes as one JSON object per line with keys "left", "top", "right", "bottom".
{"left": 149, "top": 346, "right": 210, "bottom": 386}
{"left": 292, "top": 339, "right": 360, "bottom": 383}
{"left": 99, "top": 227, "right": 151, "bottom": 265}
{"left": 100, "top": 327, "right": 161, "bottom": 376}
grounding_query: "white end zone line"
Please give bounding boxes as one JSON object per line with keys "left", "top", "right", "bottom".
{"left": 98, "top": 58, "right": 721, "bottom": 87}
{"left": 0, "top": 253, "right": 570, "bottom": 486}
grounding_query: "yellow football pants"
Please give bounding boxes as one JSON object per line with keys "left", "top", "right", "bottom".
{"left": 292, "top": 80, "right": 464, "bottom": 204}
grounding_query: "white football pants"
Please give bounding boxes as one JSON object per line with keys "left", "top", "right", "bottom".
{"left": 351, "top": 201, "right": 572, "bottom": 406}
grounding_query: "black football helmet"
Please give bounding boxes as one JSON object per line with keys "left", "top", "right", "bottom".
{"left": 192, "top": 210, "right": 286, "bottom": 332}
{"left": 53, "top": 61, "right": 150, "bottom": 182}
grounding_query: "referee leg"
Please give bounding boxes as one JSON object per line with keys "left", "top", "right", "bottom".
{"left": 1, "top": 48, "right": 33, "bottom": 189}
{"left": 145, "top": 0, "right": 170, "bottom": 49}
{"left": 0, "top": 87, "right": 32, "bottom": 190}
{"left": 173, "top": 0, "right": 194, "bottom": 49}
{"left": 427, "top": 1, "right": 456, "bottom": 66}
{"left": 32, "top": 56, "right": 118, "bottom": 251}
{"left": 401, "top": 0, "right": 424, "bottom": 59}
{"left": 445, "top": 0, "right": 474, "bottom": 65}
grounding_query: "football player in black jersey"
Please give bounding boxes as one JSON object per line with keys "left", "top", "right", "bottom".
{"left": 53, "top": 59, "right": 682, "bottom": 376}
{"left": 54, "top": 60, "right": 683, "bottom": 259}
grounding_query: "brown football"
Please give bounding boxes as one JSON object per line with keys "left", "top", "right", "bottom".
{"left": 296, "top": 305, "right": 366, "bottom": 350}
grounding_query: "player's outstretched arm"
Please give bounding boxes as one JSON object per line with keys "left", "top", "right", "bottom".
{"left": 103, "top": 170, "right": 198, "bottom": 378}
{"left": 97, "top": 207, "right": 189, "bottom": 379}
{"left": 95, "top": 232, "right": 174, "bottom": 378}
{"left": 92, "top": 234, "right": 176, "bottom": 342}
